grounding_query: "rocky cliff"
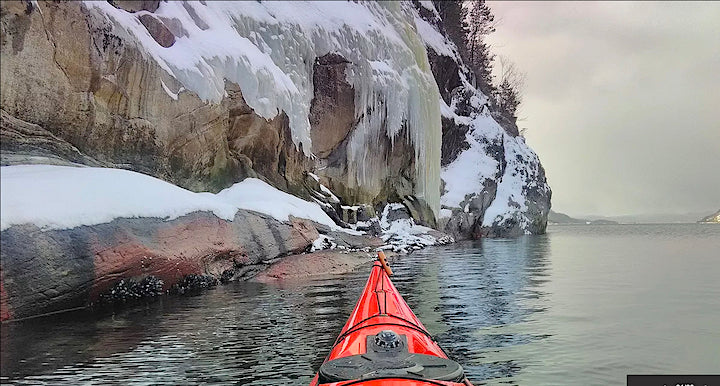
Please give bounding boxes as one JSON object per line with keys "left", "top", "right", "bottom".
{"left": 1, "top": 1, "right": 551, "bottom": 320}
{"left": 1, "top": 0, "right": 441, "bottom": 210}
{"left": 415, "top": 4, "right": 551, "bottom": 238}
{"left": 1, "top": 0, "right": 548, "bottom": 233}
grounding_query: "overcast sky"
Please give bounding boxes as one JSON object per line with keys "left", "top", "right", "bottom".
{"left": 485, "top": 1, "right": 719, "bottom": 217}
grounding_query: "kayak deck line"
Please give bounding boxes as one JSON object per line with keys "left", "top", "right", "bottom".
{"left": 310, "top": 255, "right": 474, "bottom": 386}
{"left": 330, "top": 265, "right": 436, "bottom": 348}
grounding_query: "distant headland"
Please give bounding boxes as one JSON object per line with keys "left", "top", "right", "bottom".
{"left": 548, "top": 211, "right": 618, "bottom": 225}
{"left": 698, "top": 209, "right": 720, "bottom": 223}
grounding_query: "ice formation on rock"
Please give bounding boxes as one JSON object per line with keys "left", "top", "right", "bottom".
{"left": 85, "top": 1, "right": 442, "bottom": 214}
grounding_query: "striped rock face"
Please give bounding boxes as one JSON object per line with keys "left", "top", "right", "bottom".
{"left": 0, "top": 211, "right": 318, "bottom": 321}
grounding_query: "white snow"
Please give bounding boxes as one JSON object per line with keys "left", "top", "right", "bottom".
{"left": 85, "top": 1, "right": 443, "bottom": 214}
{"left": 439, "top": 208, "right": 453, "bottom": 219}
{"left": 216, "top": 177, "right": 336, "bottom": 228}
{"left": 440, "top": 113, "right": 502, "bottom": 209}
{"left": 418, "top": 1, "right": 438, "bottom": 14}
{"left": 0, "top": 165, "right": 237, "bottom": 231}
{"left": 413, "top": 15, "right": 458, "bottom": 59}
{"left": 1, "top": 165, "right": 341, "bottom": 231}
{"left": 439, "top": 97, "right": 472, "bottom": 126}
{"left": 160, "top": 80, "right": 178, "bottom": 100}
{"left": 310, "top": 234, "right": 337, "bottom": 252}
{"left": 379, "top": 203, "right": 453, "bottom": 253}
{"left": 319, "top": 185, "right": 341, "bottom": 204}
{"left": 307, "top": 172, "right": 341, "bottom": 204}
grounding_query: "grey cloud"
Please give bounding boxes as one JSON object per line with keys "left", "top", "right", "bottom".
{"left": 487, "top": 1, "right": 720, "bottom": 216}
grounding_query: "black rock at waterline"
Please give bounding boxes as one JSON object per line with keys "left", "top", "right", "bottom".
{"left": 169, "top": 274, "right": 219, "bottom": 296}
{"left": 95, "top": 276, "right": 165, "bottom": 307}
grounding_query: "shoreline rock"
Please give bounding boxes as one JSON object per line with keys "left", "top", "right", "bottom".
{"left": 0, "top": 210, "right": 317, "bottom": 321}
{"left": 252, "top": 250, "right": 380, "bottom": 283}
{"left": 698, "top": 209, "right": 720, "bottom": 223}
{"left": 0, "top": 206, "right": 396, "bottom": 322}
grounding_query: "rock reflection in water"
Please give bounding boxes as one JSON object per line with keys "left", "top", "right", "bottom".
{"left": 6, "top": 226, "right": 715, "bottom": 385}
{"left": 392, "top": 237, "right": 551, "bottom": 383}
{"left": 1, "top": 238, "right": 551, "bottom": 385}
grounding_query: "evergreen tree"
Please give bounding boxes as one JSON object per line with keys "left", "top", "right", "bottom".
{"left": 462, "top": 0, "right": 496, "bottom": 92}
{"left": 497, "top": 79, "right": 519, "bottom": 118}
{"left": 433, "top": 0, "right": 467, "bottom": 60}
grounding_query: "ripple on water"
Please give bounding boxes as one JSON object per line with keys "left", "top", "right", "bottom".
{"left": 2, "top": 225, "right": 719, "bottom": 384}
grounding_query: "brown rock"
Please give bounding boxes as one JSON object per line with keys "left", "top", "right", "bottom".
{"left": 253, "top": 250, "right": 375, "bottom": 283}
{"left": 109, "top": 1, "right": 160, "bottom": 13}
{"left": 309, "top": 53, "right": 355, "bottom": 158}
{"left": 0, "top": 1, "right": 246, "bottom": 192}
{"left": 138, "top": 14, "right": 174, "bottom": 48}
{"left": 1, "top": 109, "right": 108, "bottom": 166}
{"left": 223, "top": 81, "right": 311, "bottom": 196}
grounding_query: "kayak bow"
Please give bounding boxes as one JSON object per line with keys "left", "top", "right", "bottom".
{"left": 310, "top": 252, "right": 473, "bottom": 386}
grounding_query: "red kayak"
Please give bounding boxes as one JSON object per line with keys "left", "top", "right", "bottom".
{"left": 310, "top": 252, "right": 474, "bottom": 386}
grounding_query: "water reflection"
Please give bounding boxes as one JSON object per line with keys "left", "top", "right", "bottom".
{"left": 1, "top": 237, "right": 552, "bottom": 385}
{"left": 393, "top": 236, "right": 551, "bottom": 384}
{"left": 4, "top": 225, "right": 718, "bottom": 385}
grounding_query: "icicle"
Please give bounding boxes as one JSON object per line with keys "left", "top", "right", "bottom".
{"left": 85, "top": 0, "right": 443, "bottom": 214}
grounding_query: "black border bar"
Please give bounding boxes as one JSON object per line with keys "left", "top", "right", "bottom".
{"left": 627, "top": 375, "right": 719, "bottom": 386}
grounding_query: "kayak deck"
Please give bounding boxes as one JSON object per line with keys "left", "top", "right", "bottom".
{"left": 310, "top": 257, "right": 473, "bottom": 386}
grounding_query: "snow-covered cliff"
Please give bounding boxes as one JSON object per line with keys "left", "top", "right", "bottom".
{"left": 415, "top": 3, "right": 551, "bottom": 237}
{"left": 84, "top": 0, "right": 443, "bottom": 214}
{"left": 0, "top": 0, "right": 552, "bottom": 322}
{"left": 1, "top": 0, "right": 549, "bottom": 236}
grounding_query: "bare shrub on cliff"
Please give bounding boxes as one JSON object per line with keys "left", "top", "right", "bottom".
{"left": 494, "top": 55, "right": 526, "bottom": 119}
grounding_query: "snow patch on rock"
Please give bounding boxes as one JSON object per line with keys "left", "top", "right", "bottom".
{"left": 441, "top": 113, "right": 502, "bottom": 210}
{"left": 216, "top": 177, "right": 337, "bottom": 228}
{"left": 0, "top": 165, "right": 345, "bottom": 231}
{"left": 379, "top": 203, "right": 453, "bottom": 253}
{"left": 310, "top": 234, "right": 337, "bottom": 252}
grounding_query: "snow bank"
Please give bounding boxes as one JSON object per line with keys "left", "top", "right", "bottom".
{"left": 85, "top": 1, "right": 442, "bottom": 214}
{"left": 0, "top": 165, "right": 337, "bottom": 231}
{"left": 0, "top": 165, "right": 237, "bottom": 231}
{"left": 216, "top": 177, "right": 336, "bottom": 228}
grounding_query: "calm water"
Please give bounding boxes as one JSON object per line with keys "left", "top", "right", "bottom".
{"left": 1, "top": 224, "right": 719, "bottom": 385}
